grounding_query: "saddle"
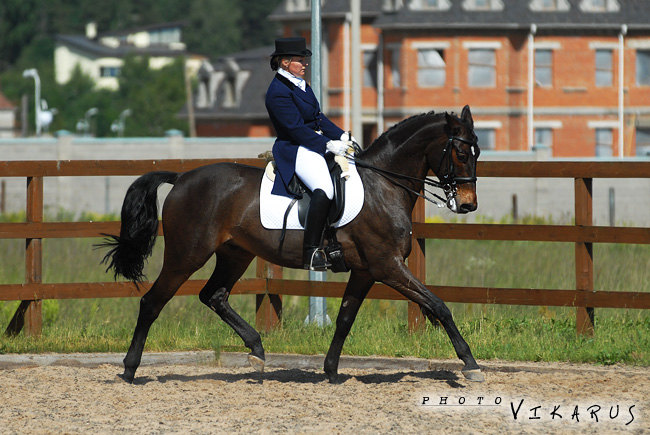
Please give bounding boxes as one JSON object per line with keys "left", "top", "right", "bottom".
{"left": 287, "top": 153, "right": 346, "bottom": 228}
{"left": 264, "top": 153, "right": 349, "bottom": 272}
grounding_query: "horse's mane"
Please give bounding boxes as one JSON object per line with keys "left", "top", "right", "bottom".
{"left": 359, "top": 111, "right": 443, "bottom": 157}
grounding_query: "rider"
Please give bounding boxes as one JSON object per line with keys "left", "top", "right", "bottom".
{"left": 265, "top": 37, "right": 355, "bottom": 271}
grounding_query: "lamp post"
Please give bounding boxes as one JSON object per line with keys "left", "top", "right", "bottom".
{"left": 110, "top": 109, "right": 132, "bottom": 137}
{"left": 22, "top": 69, "right": 42, "bottom": 136}
{"left": 83, "top": 107, "right": 98, "bottom": 136}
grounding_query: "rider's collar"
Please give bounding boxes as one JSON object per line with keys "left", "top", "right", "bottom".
{"left": 278, "top": 68, "right": 306, "bottom": 92}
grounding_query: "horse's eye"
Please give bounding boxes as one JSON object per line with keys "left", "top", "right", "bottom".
{"left": 456, "top": 150, "right": 469, "bottom": 162}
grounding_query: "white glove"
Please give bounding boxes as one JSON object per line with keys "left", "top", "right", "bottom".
{"left": 340, "top": 132, "right": 359, "bottom": 145}
{"left": 326, "top": 140, "right": 349, "bottom": 156}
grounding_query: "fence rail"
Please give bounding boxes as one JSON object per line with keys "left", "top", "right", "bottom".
{"left": 1, "top": 159, "right": 649, "bottom": 337}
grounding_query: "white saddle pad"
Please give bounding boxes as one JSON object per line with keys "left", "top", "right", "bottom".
{"left": 260, "top": 159, "right": 364, "bottom": 230}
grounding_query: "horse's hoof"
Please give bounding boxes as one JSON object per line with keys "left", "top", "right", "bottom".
{"left": 118, "top": 371, "right": 135, "bottom": 384}
{"left": 248, "top": 354, "right": 265, "bottom": 373}
{"left": 462, "top": 369, "right": 485, "bottom": 383}
{"left": 327, "top": 374, "right": 343, "bottom": 384}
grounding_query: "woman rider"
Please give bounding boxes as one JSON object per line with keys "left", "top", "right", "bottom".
{"left": 265, "top": 37, "right": 355, "bottom": 271}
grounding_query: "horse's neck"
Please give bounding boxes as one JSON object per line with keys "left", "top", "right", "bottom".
{"left": 365, "top": 126, "right": 436, "bottom": 183}
{"left": 361, "top": 124, "right": 439, "bottom": 210}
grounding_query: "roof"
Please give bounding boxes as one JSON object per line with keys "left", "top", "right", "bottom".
{"left": 269, "top": 0, "right": 383, "bottom": 21}
{"left": 182, "top": 45, "right": 276, "bottom": 120}
{"left": 99, "top": 21, "right": 186, "bottom": 37}
{"left": 0, "top": 90, "right": 15, "bottom": 110}
{"left": 55, "top": 34, "right": 189, "bottom": 58}
{"left": 270, "top": 0, "right": 650, "bottom": 31}
{"left": 373, "top": 0, "right": 650, "bottom": 31}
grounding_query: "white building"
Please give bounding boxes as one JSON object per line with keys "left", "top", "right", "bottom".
{"left": 55, "top": 22, "right": 205, "bottom": 90}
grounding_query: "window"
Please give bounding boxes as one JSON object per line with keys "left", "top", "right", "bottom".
{"left": 636, "top": 128, "right": 650, "bottom": 156}
{"left": 530, "top": 0, "right": 570, "bottom": 11}
{"left": 389, "top": 48, "right": 401, "bottom": 88}
{"left": 409, "top": 0, "right": 450, "bottom": 10}
{"left": 475, "top": 128, "right": 495, "bottom": 150}
{"left": 464, "top": 0, "right": 492, "bottom": 10}
{"left": 288, "top": 0, "right": 310, "bottom": 12}
{"left": 636, "top": 50, "right": 650, "bottom": 86}
{"left": 584, "top": 0, "right": 606, "bottom": 10}
{"left": 595, "top": 49, "right": 613, "bottom": 87}
{"left": 535, "top": 49, "right": 552, "bottom": 87}
{"left": 417, "top": 49, "right": 446, "bottom": 87}
{"left": 468, "top": 49, "right": 496, "bottom": 87}
{"left": 539, "top": 0, "right": 559, "bottom": 9}
{"left": 100, "top": 66, "right": 120, "bottom": 77}
{"left": 363, "top": 50, "right": 378, "bottom": 88}
{"left": 383, "top": 0, "right": 404, "bottom": 11}
{"left": 221, "top": 76, "right": 237, "bottom": 107}
{"left": 534, "top": 128, "right": 553, "bottom": 149}
{"left": 595, "top": 128, "right": 613, "bottom": 156}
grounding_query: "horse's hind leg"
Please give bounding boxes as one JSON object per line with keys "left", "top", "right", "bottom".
{"left": 121, "top": 268, "right": 192, "bottom": 383}
{"left": 198, "top": 244, "right": 265, "bottom": 371}
{"left": 379, "top": 258, "right": 484, "bottom": 382}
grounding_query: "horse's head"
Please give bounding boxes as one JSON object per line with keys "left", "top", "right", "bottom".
{"left": 429, "top": 105, "right": 480, "bottom": 214}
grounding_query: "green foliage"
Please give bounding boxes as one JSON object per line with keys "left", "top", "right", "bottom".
{"left": 117, "top": 56, "right": 187, "bottom": 136}
{"left": 186, "top": 0, "right": 243, "bottom": 57}
{"left": 0, "top": 0, "right": 283, "bottom": 136}
{"left": 0, "top": 0, "right": 41, "bottom": 70}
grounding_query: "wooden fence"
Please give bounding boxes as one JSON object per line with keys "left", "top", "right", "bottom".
{"left": 1, "top": 159, "right": 649, "bottom": 337}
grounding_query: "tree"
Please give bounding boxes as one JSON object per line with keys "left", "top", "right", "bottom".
{"left": 239, "top": 0, "right": 283, "bottom": 51}
{"left": 185, "top": 0, "right": 242, "bottom": 58}
{"left": 0, "top": 0, "right": 41, "bottom": 70}
{"left": 117, "top": 56, "right": 187, "bottom": 136}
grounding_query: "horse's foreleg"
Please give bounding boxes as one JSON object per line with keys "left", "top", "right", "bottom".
{"left": 324, "top": 270, "right": 374, "bottom": 384}
{"left": 380, "top": 258, "right": 484, "bottom": 382}
{"left": 121, "top": 270, "right": 190, "bottom": 383}
{"left": 198, "top": 246, "right": 265, "bottom": 371}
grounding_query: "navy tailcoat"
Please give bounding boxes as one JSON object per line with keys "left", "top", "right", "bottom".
{"left": 265, "top": 73, "right": 344, "bottom": 198}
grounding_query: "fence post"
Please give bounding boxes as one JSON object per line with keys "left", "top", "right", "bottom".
{"left": 408, "top": 197, "right": 426, "bottom": 332}
{"left": 255, "top": 258, "right": 283, "bottom": 332}
{"left": 5, "top": 176, "right": 43, "bottom": 337}
{"left": 575, "top": 177, "right": 594, "bottom": 336}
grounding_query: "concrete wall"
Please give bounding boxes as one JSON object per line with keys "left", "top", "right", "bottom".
{"left": 0, "top": 134, "right": 648, "bottom": 226}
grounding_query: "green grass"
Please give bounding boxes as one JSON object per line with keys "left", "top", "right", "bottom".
{"left": 0, "top": 213, "right": 649, "bottom": 367}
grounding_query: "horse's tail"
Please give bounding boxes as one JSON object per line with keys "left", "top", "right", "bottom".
{"left": 98, "top": 171, "right": 179, "bottom": 283}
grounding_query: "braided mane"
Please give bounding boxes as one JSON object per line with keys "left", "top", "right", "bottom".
{"left": 359, "top": 111, "right": 442, "bottom": 157}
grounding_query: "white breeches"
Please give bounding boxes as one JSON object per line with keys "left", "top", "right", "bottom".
{"left": 295, "top": 146, "right": 334, "bottom": 200}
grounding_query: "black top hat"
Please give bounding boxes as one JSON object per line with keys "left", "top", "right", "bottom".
{"left": 271, "top": 37, "right": 312, "bottom": 57}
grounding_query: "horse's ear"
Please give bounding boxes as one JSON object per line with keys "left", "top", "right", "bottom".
{"left": 461, "top": 105, "right": 473, "bottom": 128}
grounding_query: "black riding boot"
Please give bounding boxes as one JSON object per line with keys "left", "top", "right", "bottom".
{"left": 303, "top": 189, "right": 332, "bottom": 271}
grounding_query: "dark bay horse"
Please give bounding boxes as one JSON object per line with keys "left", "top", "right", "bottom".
{"left": 101, "top": 105, "right": 484, "bottom": 384}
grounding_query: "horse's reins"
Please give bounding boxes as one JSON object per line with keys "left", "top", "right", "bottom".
{"left": 347, "top": 135, "right": 479, "bottom": 208}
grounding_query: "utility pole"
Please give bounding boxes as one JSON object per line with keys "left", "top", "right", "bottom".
{"left": 351, "top": 0, "right": 362, "bottom": 147}
{"left": 306, "top": 0, "right": 331, "bottom": 327}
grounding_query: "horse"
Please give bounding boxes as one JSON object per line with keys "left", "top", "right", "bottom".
{"left": 100, "top": 105, "right": 483, "bottom": 384}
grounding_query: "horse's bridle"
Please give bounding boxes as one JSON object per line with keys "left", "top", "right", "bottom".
{"left": 436, "top": 134, "right": 479, "bottom": 191}
{"left": 350, "top": 134, "right": 479, "bottom": 208}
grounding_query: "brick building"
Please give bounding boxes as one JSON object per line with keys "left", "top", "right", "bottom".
{"left": 192, "top": 0, "right": 650, "bottom": 157}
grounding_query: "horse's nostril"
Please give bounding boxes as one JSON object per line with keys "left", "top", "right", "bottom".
{"left": 459, "top": 203, "right": 476, "bottom": 213}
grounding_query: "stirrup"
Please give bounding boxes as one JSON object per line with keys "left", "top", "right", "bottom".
{"left": 304, "top": 248, "right": 331, "bottom": 271}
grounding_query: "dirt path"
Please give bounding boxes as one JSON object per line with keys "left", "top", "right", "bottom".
{"left": 0, "top": 358, "right": 647, "bottom": 433}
